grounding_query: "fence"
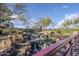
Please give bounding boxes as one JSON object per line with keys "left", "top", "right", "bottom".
{"left": 33, "top": 34, "right": 79, "bottom": 56}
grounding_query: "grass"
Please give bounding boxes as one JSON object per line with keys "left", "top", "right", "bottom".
{"left": 51, "top": 28, "right": 79, "bottom": 35}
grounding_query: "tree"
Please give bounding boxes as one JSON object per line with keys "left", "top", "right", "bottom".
{"left": 5, "top": 22, "right": 14, "bottom": 28}
{"left": 13, "top": 3, "right": 29, "bottom": 28}
{"left": 0, "top": 3, "right": 12, "bottom": 26}
{"left": 37, "top": 17, "right": 52, "bottom": 30}
{"left": 61, "top": 17, "right": 79, "bottom": 29}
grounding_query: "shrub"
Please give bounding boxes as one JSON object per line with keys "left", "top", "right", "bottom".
{"left": 0, "top": 29, "right": 3, "bottom": 34}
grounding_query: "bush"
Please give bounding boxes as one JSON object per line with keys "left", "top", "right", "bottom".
{"left": 0, "top": 29, "right": 3, "bottom": 34}
{"left": 57, "top": 30, "right": 61, "bottom": 34}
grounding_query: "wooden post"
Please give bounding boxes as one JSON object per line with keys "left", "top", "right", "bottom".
{"left": 69, "top": 38, "right": 76, "bottom": 56}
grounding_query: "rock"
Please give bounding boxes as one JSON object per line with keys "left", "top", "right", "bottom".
{"left": 0, "top": 39, "right": 11, "bottom": 51}
{"left": 72, "top": 31, "right": 78, "bottom": 35}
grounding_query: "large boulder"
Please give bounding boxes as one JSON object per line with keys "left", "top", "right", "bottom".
{"left": 0, "top": 39, "right": 11, "bottom": 52}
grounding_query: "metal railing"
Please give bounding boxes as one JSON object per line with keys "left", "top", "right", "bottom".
{"left": 32, "top": 34, "right": 79, "bottom": 56}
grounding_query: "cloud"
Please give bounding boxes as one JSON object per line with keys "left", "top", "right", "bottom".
{"left": 56, "top": 12, "right": 79, "bottom": 28}
{"left": 62, "top": 5, "right": 68, "bottom": 9}
{"left": 10, "top": 19, "right": 27, "bottom": 28}
{"left": 10, "top": 14, "right": 18, "bottom": 19}
{"left": 64, "top": 13, "right": 70, "bottom": 18}
{"left": 64, "top": 13, "right": 79, "bottom": 20}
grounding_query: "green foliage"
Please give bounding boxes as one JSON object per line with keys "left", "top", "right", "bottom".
{"left": 51, "top": 28, "right": 79, "bottom": 35}
{"left": 39, "top": 17, "right": 52, "bottom": 27}
{"left": 0, "top": 29, "right": 3, "bottom": 34}
{"left": 14, "top": 3, "right": 28, "bottom": 21}
{"left": 51, "top": 29, "right": 62, "bottom": 34}
{"left": 13, "top": 3, "right": 29, "bottom": 28}
{"left": 36, "top": 17, "right": 53, "bottom": 30}
{"left": 62, "top": 17, "right": 79, "bottom": 28}
{"left": 0, "top": 4, "right": 12, "bottom": 23}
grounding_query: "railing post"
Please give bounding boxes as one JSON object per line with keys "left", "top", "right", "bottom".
{"left": 70, "top": 40, "right": 73, "bottom": 56}
{"left": 69, "top": 38, "right": 76, "bottom": 56}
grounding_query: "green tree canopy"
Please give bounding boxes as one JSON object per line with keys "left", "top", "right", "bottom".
{"left": 13, "top": 3, "right": 29, "bottom": 28}
{"left": 37, "top": 17, "right": 52, "bottom": 29}
{"left": 0, "top": 3, "right": 12, "bottom": 23}
{"left": 61, "top": 17, "right": 79, "bottom": 28}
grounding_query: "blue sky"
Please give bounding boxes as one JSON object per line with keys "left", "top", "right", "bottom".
{"left": 9, "top": 3, "right": 79, "bottom": 28}
{"left": 27, "top": 3, "right": 79, "bottom": 23}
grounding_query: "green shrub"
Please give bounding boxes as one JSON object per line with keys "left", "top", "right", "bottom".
{"left": 0, "top": 29, "right": 3, "bottom": 34}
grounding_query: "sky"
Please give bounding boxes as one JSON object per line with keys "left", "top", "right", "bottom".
{"left": 8, "top": 3, "right": 79, "bottom": 28}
